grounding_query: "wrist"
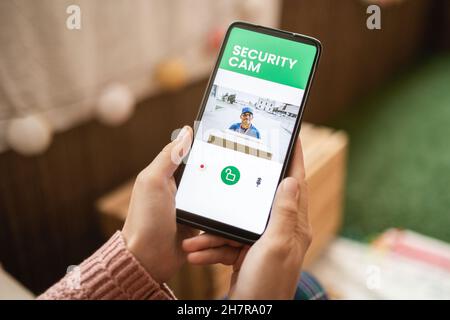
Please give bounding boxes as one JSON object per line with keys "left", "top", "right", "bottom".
{"left": 121, "top": 230, "right": 164, "bottom": 284}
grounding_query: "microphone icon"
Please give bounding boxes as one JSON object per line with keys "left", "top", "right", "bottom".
{"left": 256, "top": 177, "right": 262, "bottom": 187}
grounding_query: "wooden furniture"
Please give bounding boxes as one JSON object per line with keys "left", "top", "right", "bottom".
{"left": 0, "top": 265, "right": 34, "bottom": 300}
{"left": 96, "top": 123, "right": 348, "bottom": 299}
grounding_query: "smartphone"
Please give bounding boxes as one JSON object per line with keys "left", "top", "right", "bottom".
{"left": 175, "top": 22, "right": 321, "bottom": 244}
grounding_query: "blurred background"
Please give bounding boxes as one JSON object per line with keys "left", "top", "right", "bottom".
{"left": 0, "top": 0, "right": 449, "bottom": 299}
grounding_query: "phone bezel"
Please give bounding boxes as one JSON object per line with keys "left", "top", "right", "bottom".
{"left": 175, "top": 21, "right": 322, "bottom": 244}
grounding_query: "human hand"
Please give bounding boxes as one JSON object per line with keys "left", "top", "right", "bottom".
{"left": 122, "top": 125, "right": 197, "bottom": 284}
{"left": 182, "top": 139, "right": 311, "bottom": 299}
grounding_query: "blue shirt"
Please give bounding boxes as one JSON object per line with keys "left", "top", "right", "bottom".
{"left": 229, "top": 123, "right": 261, "bottom": 139}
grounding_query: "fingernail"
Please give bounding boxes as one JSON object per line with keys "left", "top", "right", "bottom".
{"left": 282, "top": 177, "right": 299, "bottom": 198}
{"left": 171, "top": 127, "right": 191, "bottom": 165}
{"left": 176, "top": 126, "right": 188, "bottom": 141}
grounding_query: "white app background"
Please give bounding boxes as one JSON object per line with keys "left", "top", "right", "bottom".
{"left": 176, "top": 69, "right": 304, "bottom": 235}
{"left": 176, "top": 138, "right": 282, "bottom": 234}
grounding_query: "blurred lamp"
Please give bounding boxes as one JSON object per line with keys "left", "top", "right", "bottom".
{"left": 6, "top": 114, "right": 53, "bottom": 156}
{"left": 96, "top": 83, "right": 135, "bottom": 126}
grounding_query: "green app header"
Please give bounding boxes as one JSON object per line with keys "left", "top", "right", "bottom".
{"left": 219, "top": 27, "right": 317, "bottom": 90}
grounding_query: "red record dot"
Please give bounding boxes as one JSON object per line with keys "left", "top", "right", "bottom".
{"left": 200, "top": 164, "right": 205, "bottom": 169}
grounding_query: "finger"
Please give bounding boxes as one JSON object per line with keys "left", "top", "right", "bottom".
{"left": 187, "top": 246, "right": 241, "bottom": 265}
{"left": 286, "top": 138, "right": 310, "bottom": 237}
{"left": 263, "top": 177, "right": 300, "bottom": 238}
{"left": 143, "top": 126, "right": 193, "bottom": 178}
{"left": 287, "top": 137, "right": 306, "bottom": 181}
{"left": 296, "top": 177, "right": 310, "bottom": 245}
{"left": 183, "top": 233, "right": 243, "bottom": 252}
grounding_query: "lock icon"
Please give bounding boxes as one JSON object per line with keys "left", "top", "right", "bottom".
{"left": 221, "top": 166, "right": 240, "bottom": 185}
{"left": 225, "top": 168, "right": 236, "bottom": 182}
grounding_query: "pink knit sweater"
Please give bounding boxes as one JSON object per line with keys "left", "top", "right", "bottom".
{"left": 38, "top": 231, "right": 175, "bottom": 300}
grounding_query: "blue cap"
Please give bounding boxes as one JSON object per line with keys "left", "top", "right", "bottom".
{"left": 241, "top": 107, "right": 253, "bottom": 115}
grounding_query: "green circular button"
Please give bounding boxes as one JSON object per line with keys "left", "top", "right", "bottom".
{"left": 221, "top": 166, "right": 240, "bottom": 185}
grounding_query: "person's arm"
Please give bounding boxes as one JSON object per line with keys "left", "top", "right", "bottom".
{"left": 255, "top": 128, "right": 261, "bottom": 139}
{"left": 38, "top": 126, "right": 195, "bottom": 300}
{"left": 38, "top": 124, "right": 311, "bottom": 300}
{"left": 37, "top": 231, "right": 175, "bottom": 300}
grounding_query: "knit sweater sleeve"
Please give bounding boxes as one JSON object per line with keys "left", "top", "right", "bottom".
{"left": 37, "top": 231, "right": 176, "bottom": 300}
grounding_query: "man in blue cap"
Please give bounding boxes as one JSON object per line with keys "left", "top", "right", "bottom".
{"left": 229, "top": 106, "right": 261, "bottom": 139}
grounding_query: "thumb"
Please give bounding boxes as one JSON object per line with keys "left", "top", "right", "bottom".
{"left": 145, "top": 125, "right": 193, "bottom": 178}
{"left": 263, "top": 177, "right": 300, "bottom": 238}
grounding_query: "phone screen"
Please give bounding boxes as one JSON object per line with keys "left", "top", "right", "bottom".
{"left": 176, "top": 25, "right": 319, "bottom": 236}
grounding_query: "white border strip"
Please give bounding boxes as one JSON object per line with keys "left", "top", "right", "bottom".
{"left": 214, "top": 68, "right": 304, "bottom": 106}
